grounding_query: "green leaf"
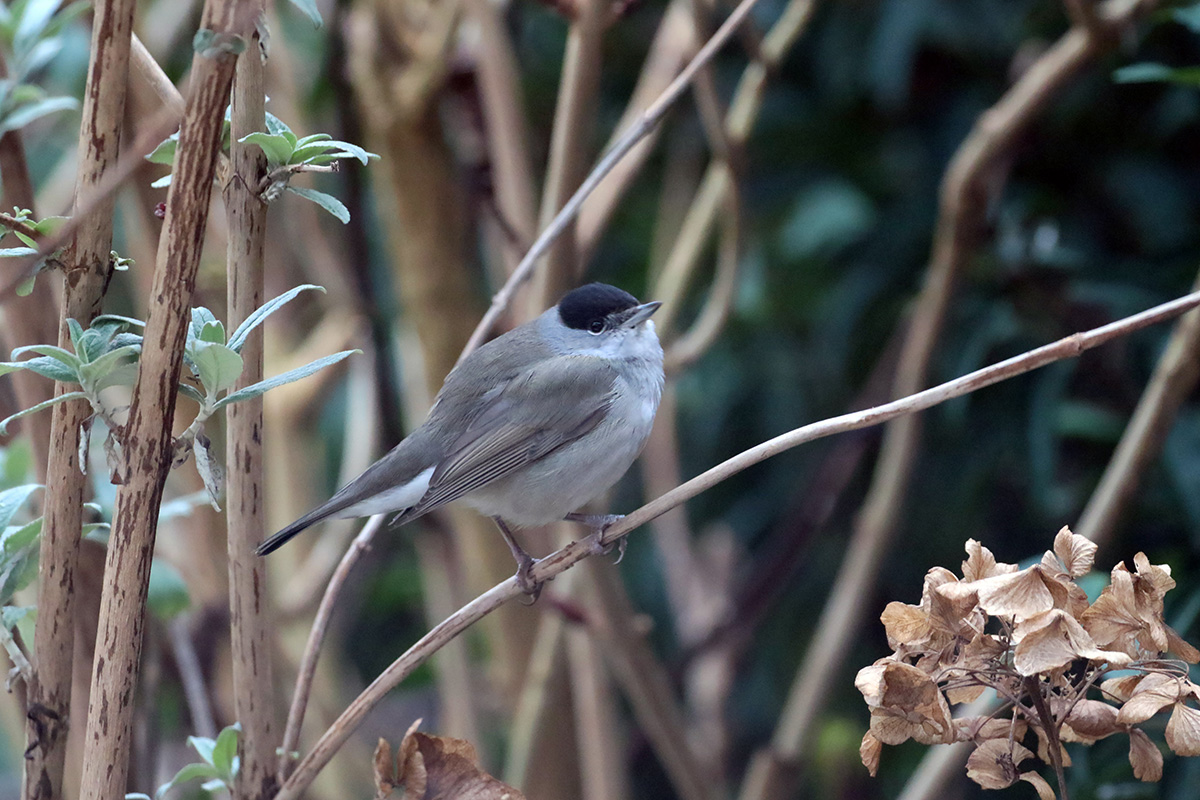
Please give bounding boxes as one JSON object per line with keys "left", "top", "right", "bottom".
{"left": 92, "top": 314, "right": 146, "bottom": 330}
{"left": 78, "top": 344, "right": 141, "bottom": 393}
{"left": 0, "top": 95, "right": 76, "bottom": 135}
{"left": 0, "top": 484, "right": 40, "bottom": 530}
{"left": 1, "top": 605, "right": 33, "bottom": 630}
{"left": 199, "top": 320, "right": 226, "bottom": 345}
{"left": 286, "top": 0, "right": 323, "bottom": 26}
{"left": 155, "top": 761, "right": 221, "bottom": 799}
{"left": 176, "top": 382, "right": 205, "bottom": 406}
{"left": 0, "top": 391, "right": 87, "bottom": 435}
{"left": 145, "top": 134, "right": 179, "bottom": 165}
{"left": 15, "top": 275, "right": 35, "bottom": 296}
{"left": 191, "top": 342, "right": 244, "bottom": 395}
{"left": 240, "top": 131, "right": 295, "bottom": 166}
{"left": 1114, "top": 63, "right": 1200, "bottom": 86}
{"left": 285, "top": 185, "right": 349, "bottom": 224}
{"left": 150, "top": 173, "right": 172, "bottom": 189}
{"left": 0, "top": 356, "right": 78, "bottom": 383}
{"left": 215, "top": 349, "right": 359, "bottom": 410}
{"left": 1, "top": 517, "right": 41, "bottom": 560}
{"left": 188, "top": 307, "right": 220, "bottom": 345}
{"left": 11, "top": 343, "right": 82, "bottom": 373}
{"left": 66, "top": 318, "right": 84, "bottom": 352}
{"left": 264, "top": 112, "right": 291, "bottom": 137}
{"left": 148, "top": 559, "right": 190, "bottom": 621}
{"left": 227, "top": 284, "right": 325, "bottom": 353}
{"left": 211, "top": 723, "right": 241, "bottom": 782}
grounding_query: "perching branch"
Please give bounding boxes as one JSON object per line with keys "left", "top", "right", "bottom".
{"left": 272, "top": 284, "right": 1200, "bottom": 800}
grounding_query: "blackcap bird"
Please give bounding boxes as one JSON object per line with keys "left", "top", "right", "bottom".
{"left": 257, "top": 283, "right": 664, "bottom": 594}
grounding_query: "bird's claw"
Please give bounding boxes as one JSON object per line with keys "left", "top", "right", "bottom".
{"left": 515, "top": 554, "right": 544, "bottom": 604}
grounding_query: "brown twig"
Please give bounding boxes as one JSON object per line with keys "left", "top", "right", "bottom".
{"left": 273, "top": 285, "right": 1200, "bottom": 800}
{"left": 26, "top": 1, "right": 137, "bottom": 797}
{"left": 528, "top": 0, "right": 605, "bottom": 309}
{"left": 1075, "top": 267, "right": 1200, "bottom": 553}
{"left": 76, "top": 2, "right": 248, "bottom": 796}
{"left": 457, "top": 0, "right": 770, "bottom": 363}
{"left": 278, "top": 513, "right": 385, "bottom": 781}
{"left": 225, "top": 15, "right": 279, "bottom": 800}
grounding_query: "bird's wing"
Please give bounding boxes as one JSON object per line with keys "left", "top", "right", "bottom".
{"left": 398, "top": 356, "right": 618, "bottom": 519}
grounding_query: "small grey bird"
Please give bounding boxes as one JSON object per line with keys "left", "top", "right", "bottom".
{"left": 257, "top": 283, "right": 664, "bottom": 593}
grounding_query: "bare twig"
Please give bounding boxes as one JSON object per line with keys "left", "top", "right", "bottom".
{"left": 273, "top": 286, "right": 1200, "bottom": 800}
{"left": 1075, "top": 268, "right": 1200, "bottom": 552}
{"left": 457, "top": 0, "right": 770, "bottom": 362}
{"left": 76, "top": 2, "right": 248, "bottom": 796}
{"left": 27, "top": 0, "right": 137, "bottom": 797}
{"left": 528, "top": 0, "right": 605, "bottom": 309}
{"left": 278, "top": 514, "right": 385, "bottom": 781}
{"left": 166, "top": 617, "right": 217, "bottom": 739}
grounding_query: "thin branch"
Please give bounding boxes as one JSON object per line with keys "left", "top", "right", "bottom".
{"left": 273, "top": 285, "right": 1200, "bottom": 800}
{"left": 1075, "top": 267, "right": 1200, "bottom": 552}
{"left": 166, "top": 617, "right": 217, "bottom": 739}
{"left": 457, "top": 0, "right": 770, "bottom": 363}
{"left": 278, "top": 514, "right": 385, "bottom": 781}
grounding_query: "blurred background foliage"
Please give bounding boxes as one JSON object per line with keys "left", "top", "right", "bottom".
{"left": 0, "top": 0, "right": 1198, "bottom": 798}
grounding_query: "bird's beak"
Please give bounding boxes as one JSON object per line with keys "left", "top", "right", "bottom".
{"left": 622, "top": 300, "right": 662, "bottom": 328}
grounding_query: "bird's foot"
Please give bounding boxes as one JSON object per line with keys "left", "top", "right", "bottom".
{"left": 515, "top": 553, "right": 544, "bottom": 603}
{"left": 567, "top": 513, "right": 628, "bottom": 564}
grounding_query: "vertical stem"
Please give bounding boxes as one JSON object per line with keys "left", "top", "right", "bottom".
{"left": 1024, "top": 676, "right": 1069, "bottom": 800}
{"left": 26, "top": 1, "right": 136, "bottom": 798}
{"left": 77, "top": 2, "right": 245, "bottom": 796}
{"left": 225, "top": 11, "right": 278, "bottom": 800}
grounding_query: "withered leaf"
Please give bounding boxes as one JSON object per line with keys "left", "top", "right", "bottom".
{"left": 1019, "top": 770, "right": 1056, "bottom": 800}
{"left": 1061, "top": 699, "right": 1120, "bottom": 742}
{"left": 374, "top": 738, "right": 396, "bottom": 799}
{"left": 859, "top": 731, "right": 882, "bottom": 776}
{"left": 1012, "top": 609, "right": 1130, "bottom": 676}
{"left": 1128, "top": 727, "right": 1163, "bottom": 782}
{"left": 962, "top": 539, "right": 1017, "bottom": 582}
{"left": 966, "top": 738, "right": 1033, "bottom": 790}
{"left": 397, "top": 727, "right": 527, "bottom": 800}
{"left": 1052, "top": 526, "right": 1096, "bottom": 578}
{"left": 1166, "top": 702, "right": 1200, "bottom": 757}
{"left": 1118, "top": 674, "right": 1184, "bottom": 726}
{"left": 972, "top": 566, "right": 1057, "bottom": 619}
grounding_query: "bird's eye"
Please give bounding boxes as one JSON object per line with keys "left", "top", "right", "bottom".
{"left": 588, "top": 320, "right": 605, "bottom": 334}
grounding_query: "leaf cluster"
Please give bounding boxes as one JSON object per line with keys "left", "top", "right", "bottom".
{"left": 0, "top": 285, "right": 359, "bottom": 506}
{"left": 857, "top": 528, "right": 1200, "bottom": 796}
{"left": 127, "top": 722, "right": 241, "bottom": 800}
{"left": 147, "top": 111, "right": 377, "bottom": 223}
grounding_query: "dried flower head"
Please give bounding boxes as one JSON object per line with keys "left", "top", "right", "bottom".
{"left": 857, "top": 527, "right": 1200, "bottom": 796}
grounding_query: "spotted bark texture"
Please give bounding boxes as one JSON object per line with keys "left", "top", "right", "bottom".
{"left": 76, "top": 2, "right": 248, "bottom": 797}
{"left": 25, "top": 1, "right": 136, "bottom": 798}
{"left": 224, "top": 18, "right": 279, "bottom": 800}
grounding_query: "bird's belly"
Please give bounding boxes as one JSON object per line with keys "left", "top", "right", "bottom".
{"left": 462, "top": 393, "right": 657, "bottom": 526}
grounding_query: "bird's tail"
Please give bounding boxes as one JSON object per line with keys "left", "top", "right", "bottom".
{"left": 255, "top": 507, "right": 336, "bottom": 556}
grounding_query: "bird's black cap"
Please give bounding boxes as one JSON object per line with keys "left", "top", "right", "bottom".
{"left": 558, "top": 283, "right": 639, "bottom": 331}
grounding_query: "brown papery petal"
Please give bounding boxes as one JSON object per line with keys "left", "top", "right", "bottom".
{"left": 1128, "top": 727, "right": 1164, "bottom": 782}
